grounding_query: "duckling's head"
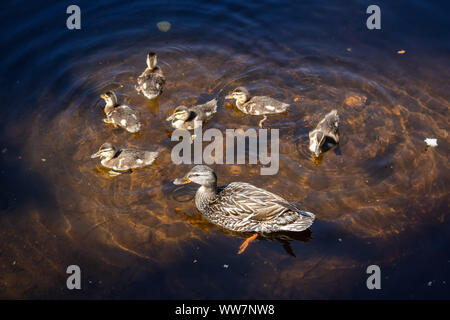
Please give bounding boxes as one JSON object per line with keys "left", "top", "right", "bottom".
{"left": 146, "top": 52, "right": 158, "bottom": 70}
{"left": 308, "top": 130, "right": 325, "bottom": 157}
{"left": 100, "top": 91, "right": 118, "bottom": 106}
{"left": 166, "top": 106, "right": 191, "bottom": 122}
{"left": 225, "top": 87, "right": 250, "bottom": 105}
{"left": 91, "top": 142, "right": 116, "bottom": 160}
{"left": 173, "top": 165, "right": 217, "bottom": 187}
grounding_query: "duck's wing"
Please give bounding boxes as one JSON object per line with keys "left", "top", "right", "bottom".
{"left": 210, "top": 182, "right": 299, "bottom": 222}
{"left": 247, "top": 96, "right": 289, "bottom": 115}
{"left": 110, "top": 149, "right": 156, "bottom": 170}
{"left": 137, "top": 71, "right": 165, "bottom": 91}
{"left": 319, "top": 110, "right": 339, "bottom": 142}
{"left": 112, "top": 105, "right": 141, "bottom": 131}
{"left": 192, "top": 99, "right": 218, "bottom": 121}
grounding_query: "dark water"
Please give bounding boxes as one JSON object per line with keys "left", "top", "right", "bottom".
{"left": 0, "top": 0, "right": 449, "bottom": 299}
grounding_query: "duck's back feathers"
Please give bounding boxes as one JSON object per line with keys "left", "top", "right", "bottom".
{"left": 243, "top": 96, "right": 289, "bottom": 115}
{"left": 202, "top": 182, "right": 314, "bottom": 233}
{"left": 108, "top": 105, "right": 141, "bottom": 133}
{"left": 137, "top": 68, "right": 165, "bottom": 99}
{"left": 315, "top": 109, "right": 339, "bottom": 142}
{"left": 102, "top": 149, "right": 158, "bottom": 171}
{"left": 192, "top": 99, "right": 218, "bottom": 121}
{"left": 171, "top": 99, "right": 218, "bottom": 130}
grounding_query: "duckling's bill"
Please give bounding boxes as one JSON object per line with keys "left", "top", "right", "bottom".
{"left": 309, "top": 131, "right": 325, "bottom": 157}
{"left": 166, "top": 113, "right": 176, "bottom": 121}
{"left": 173, "top": 177, "right": 191, "bottom": 185}
{"left": 309, "top": 140, "right": 321, "bottom": 157}
{"left": 91, "top": 151, "right": 101, "bottom": 158}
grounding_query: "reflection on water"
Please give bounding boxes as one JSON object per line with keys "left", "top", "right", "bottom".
{"left": 0, "top": 0, "right": 449, "bottom": 299}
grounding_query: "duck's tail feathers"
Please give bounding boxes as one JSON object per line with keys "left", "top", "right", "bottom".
{"left": 279, "top": 211, "right": 315, "bottom": 232}
{"left": 298, "top": 210, "right": 315, "bottom": 219}
{"left": 144, "top": 151, "right": 159, "bottom": 165}
{"left": 205, "top": 99, "right": 218, "bottom": 112}
{"left": 279, "top": 103, "right": 290, "bottom": 112}
{"left": 327, "top": 109, "right": 339, "bottom": 121}
{"left": 127, "top": 122, "right": 141, "bottom": 133}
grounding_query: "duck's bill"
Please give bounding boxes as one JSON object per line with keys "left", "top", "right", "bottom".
{"left": 166, "top": 114, "right": 175, "bottom": 121}
{"left": 100, "top": 94, "right": 107, "bottom": 100}
{"left": 91, "top": 151, "right": 101, "bottom": 158}
{"left": 314, "top": 148, "right": 321, "bottom": 157}
{"left": 308, "top": 142, "right": 321, "bottom": 157}
{"left": 225, "top": 94, "right": 233, "bottom": 99}
{"left": 173, "top": 177, "right": 191, "bottom": 185}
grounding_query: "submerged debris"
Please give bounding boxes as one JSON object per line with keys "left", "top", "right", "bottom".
{"left": 344, "top": 94, "right": 367, "bottom": 107}
{"left": 424, "top": 138, "right": 438, "bottom": 147}
{"left": 157, "top": 21, "right": 171, "bottom": 32}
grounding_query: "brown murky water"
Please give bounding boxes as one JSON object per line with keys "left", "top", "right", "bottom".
{"left": 0, "top": 1, "right": 449, "bottom": 299}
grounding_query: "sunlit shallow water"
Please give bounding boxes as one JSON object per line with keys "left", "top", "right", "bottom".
{"left": 0, "top": 0, "right": 449, "bottom": 299}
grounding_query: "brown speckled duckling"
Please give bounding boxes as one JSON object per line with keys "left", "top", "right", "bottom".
{"left": 225, "top": 86, "right": 289, "bottom": 127}
{"left": 136, "top": 52, "right": 165, "bottom": 99}
{"left": 308, "top": 109, "right": 340, "bottom": 157}
{"left": 166, "top": 99, "right": 217, "bottom": 130}
{"left": 101, "top": 91, "right": 141, "bottom": 133}
{"left": 91, "top": 142, "right": 158, "bottom": 176}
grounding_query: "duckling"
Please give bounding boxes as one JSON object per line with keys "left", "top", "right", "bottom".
{"left": 225, "top": 86, "right": 289, "bottom": 127}
{"left": 101, "top": 91, "right": 141, "bottom": 133}
{"left": 136, "top": 52, "right": 165, "bottom": 99}
{"left": 91, "top": 142, "right": 158, "bottom": 176}
{"left": 166, "top": 99, "right": 217, "bottom": 132}
{"left": 308, "top": 109, "right": 339, "bottom": 157}
{"left": 174, "top": 165, "right": 315, "bottom": 254}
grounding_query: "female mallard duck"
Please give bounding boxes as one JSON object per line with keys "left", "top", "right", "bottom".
{"left": 173, "top": 165, "right": 315, "bottom": 254}
{"left": 225, "top": 86, "right": 289, "bottom": 127}
{"left": 136, "top": 52, "right": 165, "bottom": 99}
{"left": 91, "top": 142, "right": 158, "bottom": 176}
{"left": 100, "top": 91, "right": 141, "bottom": 133}
{"left": 309, "top": 109, "right": 339, "bottom": 157}
{"left": 166, "top": 99, "right": 217, "bottom": 130}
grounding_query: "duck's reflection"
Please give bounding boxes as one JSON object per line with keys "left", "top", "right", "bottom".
{"left": 174, "top": 209, "right": 312, "bottom": 257}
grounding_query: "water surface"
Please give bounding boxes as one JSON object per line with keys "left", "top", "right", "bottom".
{"left": 0, "top": 0, "right": 449, "bottom": 299}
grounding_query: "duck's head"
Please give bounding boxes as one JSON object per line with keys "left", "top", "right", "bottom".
{"left": 308, "top": 130, "right": 325, "bottom": 157}
{"left": 100, "top": 91, "right": 117, "bottom": 106}
{"left": 225, "top": 87, "right": 250, "bottom": 105}
{"left": 91, "top": 142, "right": 116, "bottom": 160}
{"left": 166, "top": 106, "right": 191, "bottom": 122}
{"left": 146, "top": 52, "right": 158, "bottom": 70}
{"left": 173, "top": 165, "right": 217, "bottom": 187}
